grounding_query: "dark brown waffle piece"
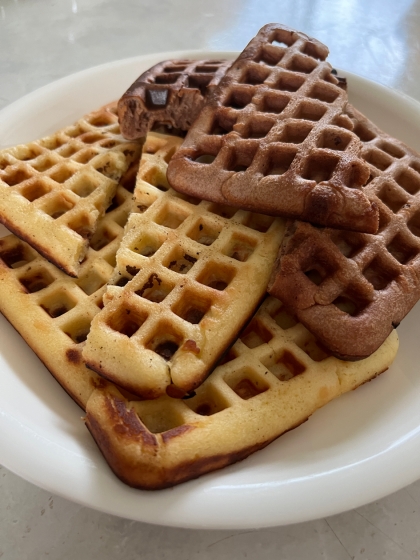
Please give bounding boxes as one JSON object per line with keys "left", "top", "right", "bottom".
{"left": 118, "top": 59, "right": 231, "bottom": 140}
{"left": 268, "top": 104, "right": 420, "bottom": 360}
{"left": 167, "top": 24, "right": 378, "bottom": 234}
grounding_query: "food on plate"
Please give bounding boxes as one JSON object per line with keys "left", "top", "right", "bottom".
{"left": 118, "top": 59, "right": 230, "bottom": 139}
{"left": 1, "top": 22, "right": 417, "bottom": 490}
{"left": 82, "top": 131, "right": 286, "bottom": 398}
{"left": 268, "top": 104, "right": 420, "bottom": 360}
{"left": 0, "top": 103, "right": 141, "bottom": 277}
{"left": 166, "top": 23, "right": 379, "bottom": 233}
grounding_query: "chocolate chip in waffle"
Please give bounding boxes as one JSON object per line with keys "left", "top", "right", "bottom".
{"left": 82, "top": 131, "right": 286, "bottom": 398}
{"left": 268, "top": 104, "right": 420, "bottom": 360}
{"left": 85, "top": 296, "right": 398, "bottom": 490}
{"left": 0, "top": 103, "right": 141, "bottom": 277}
{"left": 118, "top": 59, "right": 231, "bottom": 140}
{"left": 167, "top": 24, "right": 379, "bottom": 233}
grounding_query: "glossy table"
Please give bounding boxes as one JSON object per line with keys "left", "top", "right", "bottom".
{"left": 1, "top": 0, "right": 420, "bottom": 557}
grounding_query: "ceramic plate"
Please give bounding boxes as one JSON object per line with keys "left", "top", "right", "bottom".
{"left": 1, "top": 51, "right": 420, "bottom": 530}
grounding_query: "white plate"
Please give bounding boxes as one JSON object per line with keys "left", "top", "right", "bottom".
{"left": 1, "top": 51, "right": 420, "bottom": 531}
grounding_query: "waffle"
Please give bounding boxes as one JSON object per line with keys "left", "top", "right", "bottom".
{"left": 0, "top": 103, "right": 142, "bottom": 277}
{"left": 85, "top": 296, "right": 398, "bottom": 490}
{"left": 118, "top": 59, "right": 231, "bottom": 140}
{"left": 167, "top": 24, "right": 379, "bottom": 233}
{"left": 82, "top": 132, "right": 286, "bottom": 398}
{"left": 0, "top": 157, "right": 138, "bottom": 408}
{"left": 268, "top": 104, "right": 420, "bottom": 360}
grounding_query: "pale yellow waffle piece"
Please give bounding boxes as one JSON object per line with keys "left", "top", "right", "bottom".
{"left": 0, "top": 102, "right": 142, "bottom": 277}
{"left": 84, "top": 296, "right": 399, "bottom": 490}
{"left": 82, "top": 132, "right": 287, "bottom": 398}
{"left": 0, "top": 166, "right": 138, "bottom": 408}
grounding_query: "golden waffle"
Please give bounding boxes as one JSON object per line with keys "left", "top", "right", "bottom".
{"left": 85, "top": 296, "right": 398, "bottom": 490}
{"left": 0, "top": 103, "right": 141, "bottom": 277}
{"left": 118, "top": 59, "right": 231, "bottom": 139}
{"left": 269, "top": 104, "right": 420, "bottom": 360}
{"left": 0, "top": 162, "right": 138, "bottom": 408}
{"left": 167, "top": 23, "right": 378, "bottom": 233}
{"left": 82, "top": 132, "right": 286, "bottom": 398}
{"left": 0, "top": 218, "right": 398, "bottom": 489}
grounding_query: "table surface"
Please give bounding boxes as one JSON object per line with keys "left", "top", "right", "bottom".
{"left": 1, "top": 0, "right": 420, "bottom": 557}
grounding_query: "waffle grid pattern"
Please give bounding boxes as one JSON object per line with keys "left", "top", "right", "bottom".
{"left": 0, "top": 103, "right": 141, "bottom": 276}
{"left": 268, "top": 105, "right": 420, "bottom": 359}
{"left": 82, "top": 132, "right": 286, "bottom": 397}
{"left": 0, "top": 218, "right": 398, "bottom": 490}
{"left": 0, "top": 130, "right": 398, "bottom": 490}
{"left": 85, "top": 295, "right": 398, "bottom": 489}
{"left": 133, "top": 59, "right": 230, "bottom": 102}
{"left": 167, "top": 24, "right": 377, "bottom": 232}
{"left": 0, "top": 168, "right": 136, "bottom": 406}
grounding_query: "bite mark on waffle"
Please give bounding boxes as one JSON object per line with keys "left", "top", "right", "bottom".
{"left": 118, "top": 59, "right": 231, "bottom": 139}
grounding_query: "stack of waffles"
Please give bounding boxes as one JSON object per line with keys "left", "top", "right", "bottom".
{"left": 4, "top": 22, "right": 420, "bottom": 489}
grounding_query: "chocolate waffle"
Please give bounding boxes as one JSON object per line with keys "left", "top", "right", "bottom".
{"left": 0, "top": 103, "right": 141, "bottom": 277}
{"left": 85, "top": 296, "right": 398, "bottom": 490}
{"left": 167, "top": 24, "right": 379, "bottom": 233}
{"left": 268, "top": 104, "right": 420, "bottom": 360}
{"left": 82, "top": 131, "right": 286, "bottom": 398}
{"left": 118, "top": 59, "right": 231, "bottom": 139}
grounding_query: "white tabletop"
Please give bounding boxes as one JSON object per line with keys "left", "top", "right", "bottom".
{"left": 1, "top": 0, "right": 420, "bottom": 557}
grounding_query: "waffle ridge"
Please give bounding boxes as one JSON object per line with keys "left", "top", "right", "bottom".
{"left": 0, "top": 102, "right": 141, "bottom": 277}
{"left": 82, "top": 132, "right": 286, "bottom": 398}
{"left": 268, "top": 104, "right": 420, "bottom": 360}
{"left": 167, "top": 24, "right": 378, "bottom": 233}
